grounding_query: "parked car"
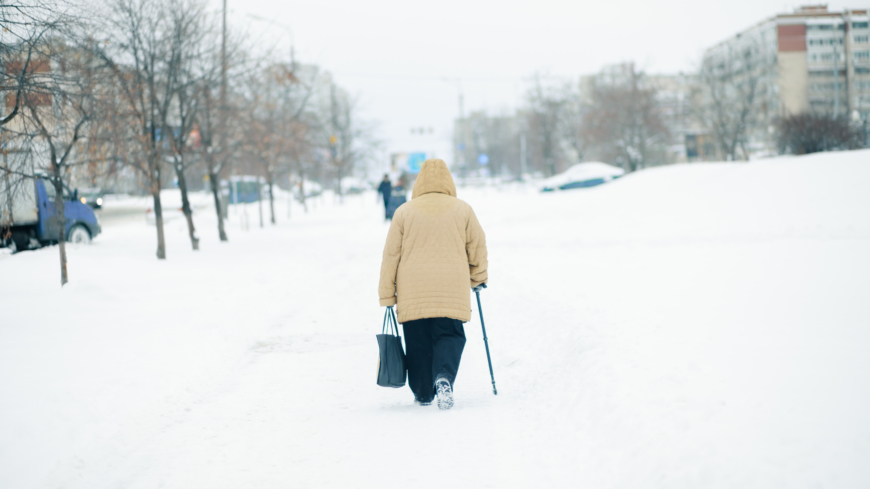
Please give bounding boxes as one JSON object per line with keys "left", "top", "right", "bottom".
{"left": 0, "top": 178, "right": 101, "bottom": 252}
{"left": 540, "top": 162, "right": 625, "bottom": 192}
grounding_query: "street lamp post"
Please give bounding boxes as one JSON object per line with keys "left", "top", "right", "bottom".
{"left": 247, "top": 14, "right": 295, "bottom": 70}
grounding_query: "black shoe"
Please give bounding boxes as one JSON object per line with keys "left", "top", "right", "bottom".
{"left": 435, "top": 377, "right": 454, "bottom": 410}
{"left": 414, "top": 398, "right": 432, "bottom": 406}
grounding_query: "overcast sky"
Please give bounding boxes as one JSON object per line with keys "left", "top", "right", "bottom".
{"left": 212, "top": 0, "right": 857, "bottom": 169}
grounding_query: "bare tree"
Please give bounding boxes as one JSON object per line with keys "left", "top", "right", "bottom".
{"left": 1, "top": 1, "right": 78, "bottom": 251}
{"left": 196, "top": 70, "right": 229, "bottom": 240}
{"left": 94, "top": 0, "right": 184, "bottom": 259}
{"left": 322, "top": 83, "right": 377, "bottom": 200}
{"left": 581, "top": 63, "right": 670, "bottom": 173}
{"left": 5, "top": 35, "right": 102, "bottom": 285}
{"left": 0, "top": 1, "right": 70, "bottom": 126}
{"left": 243, "top": 62, "right": 316, "bottom": 224}
{"left": 285, "top": 108, "right": 319, "bottom": 213}
{"left": 524, "top": 73, "right": 566, "bottom": 176}
{"left": 560, "top": 82, "right": 587, "bottom": 164}
{"left": 193, "top": 22, "right": 250, "bottom": 241}
{"left": 697, "top": 40, "right": 768, "bottom": 161}
{"left": 157, "top": 0, "right": 211, "bottom": 250}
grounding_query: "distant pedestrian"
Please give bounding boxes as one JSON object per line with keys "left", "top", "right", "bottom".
{"left": 378, "top": 159, "right": 488, "bottom": 410}
{"left": 377, "top": 174, "right": 392, "bottom": 219}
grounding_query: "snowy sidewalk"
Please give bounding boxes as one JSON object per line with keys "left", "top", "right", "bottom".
{"left": 2, "top": 151, "right": 870, "bottom": 488}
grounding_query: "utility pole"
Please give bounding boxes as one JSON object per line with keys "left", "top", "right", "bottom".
{"left": 221, "top": 0, "right": 228, "bottom": 133}
{"left": 833, "top": 42, "right": 840, "bottom": 117}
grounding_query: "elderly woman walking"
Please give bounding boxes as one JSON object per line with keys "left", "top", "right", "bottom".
{"left": 378, "top": 159, "right": 488, "bottom": 410}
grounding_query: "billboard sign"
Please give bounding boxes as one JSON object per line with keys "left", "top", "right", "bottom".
{"left": 407, "top": 152, "right": 427, "bottom": 173}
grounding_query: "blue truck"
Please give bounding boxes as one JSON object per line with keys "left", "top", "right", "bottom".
{"left": 0, "top": 177, "right": 101, "bottom": 252}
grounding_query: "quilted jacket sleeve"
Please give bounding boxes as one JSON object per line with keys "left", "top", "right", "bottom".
{"left": 466, "top": 206, "right": 488, "bottom": 288}
{"left": 378, "top": 210, "right": 403, "bottom": 306}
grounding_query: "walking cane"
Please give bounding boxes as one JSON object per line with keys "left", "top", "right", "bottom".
{"left": 474, "top": 284, "right": 497, "bottom": 395}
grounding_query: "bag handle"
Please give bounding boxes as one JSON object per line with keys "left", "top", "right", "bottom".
{"left": 382, "top": 306, "right": 400, "bottom": 337}
{"left": 389, "top": 307, "right": 399, "bottom": 336}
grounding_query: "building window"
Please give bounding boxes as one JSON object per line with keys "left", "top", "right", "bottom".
{"left": 855, "top": 51, "right": 870, "bottom": 61}
{"left": 853, "top": 21, "right": 869, "bottom": 29}
{"left": 810, "top": 82, "right": 846, "bottom": 91}
{"left": 855, "top": 35, "right": 870, "bottom": 44}
{"left": 808, "top": 37, "right": 844, "bottom": 46}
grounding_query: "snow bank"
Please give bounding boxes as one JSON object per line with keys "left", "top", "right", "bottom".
{"left": 1, "top": 150, "right": 868, "bottom": 488}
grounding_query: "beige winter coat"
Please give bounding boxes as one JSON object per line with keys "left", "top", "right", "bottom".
{"left": 378, "top": 159, "right": 488, "bottom": 323}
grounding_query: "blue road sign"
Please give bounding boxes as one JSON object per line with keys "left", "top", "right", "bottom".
{"left": 478, "top": 153, "right": 489, "bottom": 166}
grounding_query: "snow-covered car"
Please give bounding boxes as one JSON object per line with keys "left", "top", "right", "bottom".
{"left": 540, "top": 162, "right": 625, "bottom": 192}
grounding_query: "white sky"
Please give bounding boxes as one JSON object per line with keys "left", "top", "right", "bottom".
{"left": 212, "top": 0, "right": 859, "bottom": 169}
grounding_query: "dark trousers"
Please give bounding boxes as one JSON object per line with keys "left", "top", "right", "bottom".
{"left": 402, "top": 317, "right": 466, "bottom": 403}
{"left": 382, "top": 193, "right": 391, "bottom": 216}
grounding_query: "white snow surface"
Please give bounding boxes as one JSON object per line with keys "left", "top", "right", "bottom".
{"left": 2, "top": 150, "right": 870, "bottom": 488}
{"left": 540, "top": 161, "right": 625, "bottom": 190}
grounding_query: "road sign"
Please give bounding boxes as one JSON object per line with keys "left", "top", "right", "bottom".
{"left": 478, "top": 153, "right": 489, "bottom": 165}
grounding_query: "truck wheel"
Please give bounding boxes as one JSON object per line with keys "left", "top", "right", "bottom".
{"left": 68, "top": 224, "right": 91, "bottom": 245}
{"left": 10, "top": 231, "right": 30, "bottom": 252}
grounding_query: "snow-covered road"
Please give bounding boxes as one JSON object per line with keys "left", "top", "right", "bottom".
{"left": 2, "top": 151, "right": 869, "bottom": 488}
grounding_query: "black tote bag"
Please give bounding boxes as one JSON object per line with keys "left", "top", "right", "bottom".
{"left": 376, "top": 306, "right": 407, "bottom": 388}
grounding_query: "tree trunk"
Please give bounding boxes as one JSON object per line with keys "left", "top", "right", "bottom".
{"left": 148, "top": 155, "right": 167, "bottom": 259}
{"left": 52, "top": 176, "right": 68, "bottom": 286}
{"left": 174, "top": 162, "right": 199, "bottom": 250}
{"left": 267, "top": 175, "right": 275, "bottom": 224}
{"left": 543, "top": 136, "right": 555, "bottom": 176}
{"left": 739, "top": 139, "right": 750, "bottom": 161}
{"left": 298, "top": 174, "right": 307, "bottom": 213}
{"left": 152, "top": 186, "right": 166, "bottom": 260}
{"left": 287, "top": 173, "right": 293, "bottom": 219}
{"left": 208, "top": 171, "right": 227, "bottom": 241}
{"left": 257, "top": 177, "right": 264, "bottom": 228}
{"left": 336, "top": 165, "right": 343, "bottom": 203}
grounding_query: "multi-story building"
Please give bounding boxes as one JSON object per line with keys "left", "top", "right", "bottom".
{"left": 704, "top": 5, "right": 870, "bottom": 151}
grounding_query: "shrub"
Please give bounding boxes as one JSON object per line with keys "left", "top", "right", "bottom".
{"left": 775, "top": 113, "right": 863, "bottom": 155}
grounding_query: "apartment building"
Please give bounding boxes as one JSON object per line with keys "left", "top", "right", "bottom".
{"left": 705, "top": 5, "right": 870, "bottom": 123}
